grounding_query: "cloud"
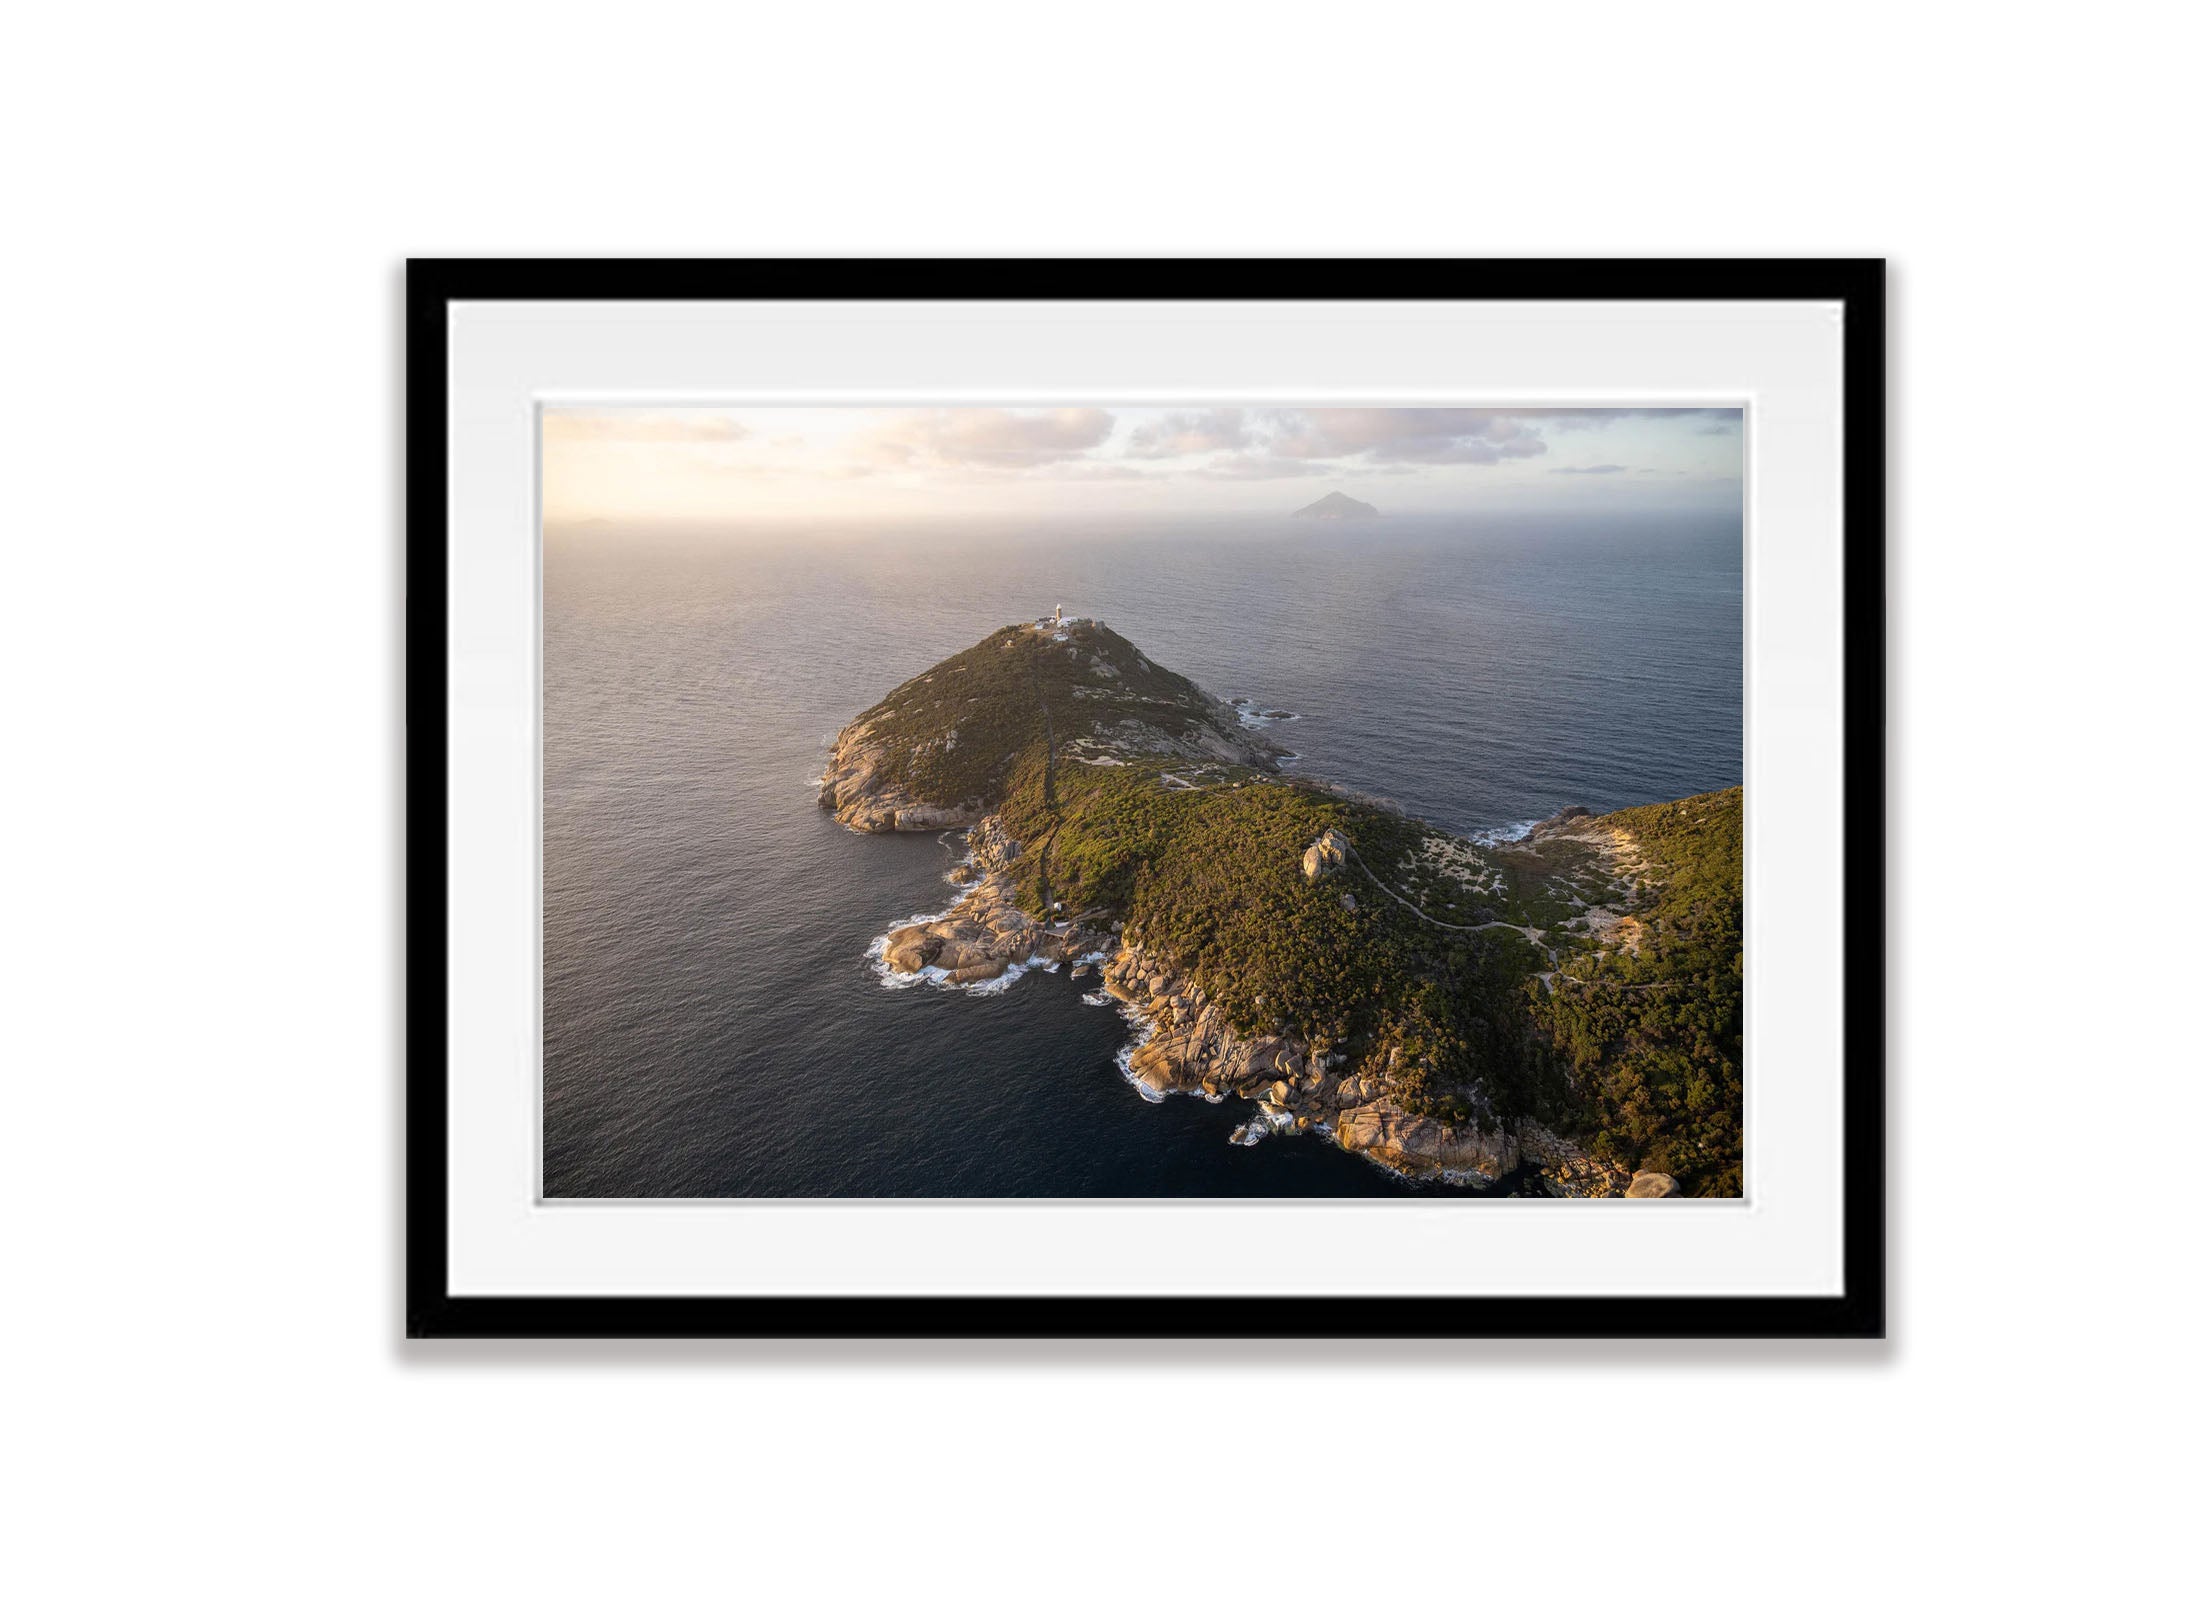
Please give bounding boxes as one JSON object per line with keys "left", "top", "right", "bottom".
{"left": 858, "top": 407, "right": 1115, "bottom": 470}
{"left": 1040, "top": 462, "right": 1155, "bottom": 482}
{"left": 1193, "top": 453, "right": 1334, "bottom": 480}
{"left": 542, "top": 410, "right": 751, "bottom": 444}
{"left": 1527, "top": 407, "right": 1738, "bottom": 430}
{"left": 1549, "top": 464, "right": 1629, "bottom": 475}
{"left": 1264, "top": 408, "right": 1548, "bottom": 464}
{"left": 1223, "top": 405, "right": 1745, "bottom": 474}
{"left": 1123, "top": 408, "right": 1248, "bottom": 458}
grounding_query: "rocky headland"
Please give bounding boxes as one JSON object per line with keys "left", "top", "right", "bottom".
{"left": 821, "top": 614, "right": 1744, "bottom": 1196}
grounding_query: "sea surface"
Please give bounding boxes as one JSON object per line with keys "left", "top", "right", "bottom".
{"left": 543, "top": 512, "right": 1742, "bottom": 1198}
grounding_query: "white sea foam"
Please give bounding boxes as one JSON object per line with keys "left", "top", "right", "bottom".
{"left": 1110, "top": 1005, "right": 1166, "bottom": 1103}
{"left": 1434, "top": 1167, "right": 1500, "bottom": 1189}
{"left": 1230, "top": 696, "right": 1301, "bottom": 730}
{"left": 1469, "top": 820, "right": 1537, "bottom": 844}
{"left": 870, "top": 945, "right": 1060, "bottom": 997}
{"left": 864, "top": 852, "right": 1041, "bottom": 996}
{"left": 1116, "top": 1066, "right": 1168, "bottom": 1104}
{"left": 959, "top": 956, "right": 1055, "bottom": 995}
{"left": 1229, "top": 1104, "right": 1296, "bottom": 1146}
{"left": 1081, "top": 991, "right": 1112, "bottom": 1006}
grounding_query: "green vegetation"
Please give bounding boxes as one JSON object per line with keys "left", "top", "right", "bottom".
{"left": 851, "top": 622, "right": 1221, "bottom": 809}
{"left": 1530, "top": 787, "right": 1743, "bottom": 1195}
{"left": 996, "top": 754, "right": 1563, "bottom": 1126}
{"left": 846, "top": 624, "right": 1743, "bottom": 1194}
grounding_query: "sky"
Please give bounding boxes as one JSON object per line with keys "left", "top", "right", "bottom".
{"left": 541, "top": 405, "right": 1743, "bottom": 524}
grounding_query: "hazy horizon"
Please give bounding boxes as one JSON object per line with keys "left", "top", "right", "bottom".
{"left": 541, "top": 404, "right": 1745, "bottom": 525}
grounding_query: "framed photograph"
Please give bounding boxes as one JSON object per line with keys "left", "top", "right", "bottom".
{"left": 407, "top": 259, "right": 1884, "bottom": 1337}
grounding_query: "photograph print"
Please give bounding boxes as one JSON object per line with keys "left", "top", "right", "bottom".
{"left": 543, "top": 402, "right": 1744, "bottom": 1201}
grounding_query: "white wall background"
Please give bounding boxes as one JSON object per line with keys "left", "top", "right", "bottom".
{"left": 6, "top": 4, "right": 2190, "bottom": 1595}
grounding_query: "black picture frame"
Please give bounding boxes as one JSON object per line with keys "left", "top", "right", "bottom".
{"left": 406, "top": 258, "right": 1886, "bottom": 1339}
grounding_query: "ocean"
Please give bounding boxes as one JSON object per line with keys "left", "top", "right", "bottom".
{"left": 542, "top": 511, "right": 1742, "bottom": 1198}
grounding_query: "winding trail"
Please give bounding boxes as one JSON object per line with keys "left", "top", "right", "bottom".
{"left": 1334, "top": 839, "right": 1636, "bottom": 986}
{"left": 1339, "top": 841, "right": 1666, "bottom": 989}
{"left": 1340, "top": 841, "right": 1542, "bottom": 941}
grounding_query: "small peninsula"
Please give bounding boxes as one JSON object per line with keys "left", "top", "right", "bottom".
{"left": 818, "top": 614, "right": 1741, "bottom": 1196}
{"left": 1291, "top": 490, "right": 1379, "bottom": 519}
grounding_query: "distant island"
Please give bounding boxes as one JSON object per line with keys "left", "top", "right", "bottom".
{"left": 1292, "top": 491, "right": 1379, "bottom": 519}
{"left": 817, "top": 615, "right": 1740, "bottom": 1196}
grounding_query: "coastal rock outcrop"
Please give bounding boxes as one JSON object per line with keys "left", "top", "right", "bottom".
{"left": 879, "top": 862, "right": 1114, "bottom": 988}
{"left": 817, "top": 718, "right": 986, "bottom": 833}
{"left": 965, "top": 814, "right": 1023, "bottom": 874}
{"left": 1096, "top": 940, "right": 1624, "bottom": 1190}
{"left": 1334, "top": 1105, "right": 1518, "bottom": 1180}
{"left": 821, "top": 615, "right": 1741, "bottom": 1196}
{"left": 1302, "top": 829, "right": 1351, "bottom": 882}
{"left": 1526, "top": 805, "right": 1594, "bottom": 842}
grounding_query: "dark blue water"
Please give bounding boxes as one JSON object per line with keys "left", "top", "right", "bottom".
{"left": 543, "top": 512, "right": 1741, "bottom": 1197}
